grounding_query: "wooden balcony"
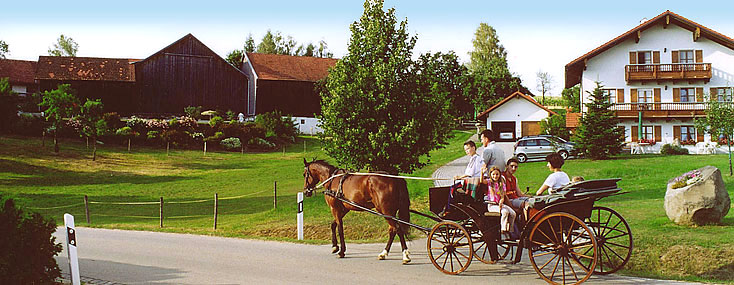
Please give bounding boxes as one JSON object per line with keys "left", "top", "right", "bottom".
{"left": 610, "top": 102, "right": 715, "bottom": 118}
{"left": 625, "top": 63, "right": 712, "bottom": 82}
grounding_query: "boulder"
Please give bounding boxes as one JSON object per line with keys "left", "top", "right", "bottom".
{"left": 664, "top": 166, "right": 731, "bottom": 225}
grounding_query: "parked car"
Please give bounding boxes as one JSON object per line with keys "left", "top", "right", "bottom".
{"left": 513, "top": 135, "right": 577, "bottom": 163}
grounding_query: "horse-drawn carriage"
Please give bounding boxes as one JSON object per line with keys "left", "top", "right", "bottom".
{"left": 303, "top": 160, "right": 632, "bottom": 285}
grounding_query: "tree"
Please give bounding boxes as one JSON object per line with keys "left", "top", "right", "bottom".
{"left": 317, "top": 40, "right": 334, "bottom": 58}
{"left": 319, "top": 0, "right": 453, "bottom": 174}
{"left": 695, "top": 96, "right": 734, "bottom": 176}
{"left": 39, "top": 84, "right": 80, "bottom": 152}
{"left": 48, "top": 34, "right": 78, "bottom": 57}
{"left": 540, "top": 114, "right": 570, "bottom": 141}
{"left": 0, "top": 40, "right": 8, "bottom": 59}
{"left": 572, "top": 82, "right": 624, "bottom": 159}
{"left": 244, "top": 34, "right": 256, "bottom": 53}
{"left": 257, "top": 30, "right": 279, "bottom": 54}
{"left": 536, "top": 70, "right": 553, "bottom": 105}
{"left": 77, "top": 99, "right": 106, "bottom": 161}
{"left": 0, "top": 77, "right": 18, "bottom": 133}
{"left": 415, "top": 52, "right": 471, "bottom": 119}
{"left": 562, "top": 84, "right": 581, "bottom": 112}
{"left": 225, "top": 49, "right": 244, "bottom": 68}
{"left": 303, "top": 43, "right": 316, "bottom": 57}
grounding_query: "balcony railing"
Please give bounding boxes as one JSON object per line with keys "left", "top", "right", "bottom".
{"left": 625, "top": 63, "right": 712, "bottom": 81}
{"left": 608, "top": 102, "right": 734, "bottom": 117}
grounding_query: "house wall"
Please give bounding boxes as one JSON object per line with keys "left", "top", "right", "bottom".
{"left": 255, "top": 79, "right": 320, "bottom": 117}
{"left": 291, "top": 116, "right": 323, "bottom": 135}
{"left": 485, "top": 97, "right": 552, "bottom": 139}
{"left": 38, "top": 80, "right": 139, "bottom": 114}
{"left": 242, "top": 60, "right": 258, "bottom": 116}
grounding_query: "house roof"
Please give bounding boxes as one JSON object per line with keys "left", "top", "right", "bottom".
{"left": 36, "top": 56, "right": 138, "bottom": 82}
{"left": 476, "top": 91, "right": 557, "bottom": 120}
{"left": 245, "top": 52, "right": 338, "bottom": 82}
{"left": 565, "top": 10, "right": 734, "bottom": 88}
{"left": 136, "top": 33, "right": 247, "bottom": 77}
{"left": 566, "top": 112, "right": 582, "bottom": 128}
{"left": 0, "top": 59, "right": 37, "bottom": 85}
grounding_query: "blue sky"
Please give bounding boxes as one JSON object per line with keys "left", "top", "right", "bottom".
{"left": 3, "top": 0, "right": 734, "bottom": 97}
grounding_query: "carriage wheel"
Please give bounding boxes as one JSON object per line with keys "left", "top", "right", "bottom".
{"left": 528, "top": 213, "right": 597, "bottom": 285}
{"left": 427, "top": 221, "right": 473, "bottom": 274}
{"left": 582, "top": 206, "right": 633, "bottom": 274}
{"left": 463, "top": 220, "right": 511, "bottom": 263}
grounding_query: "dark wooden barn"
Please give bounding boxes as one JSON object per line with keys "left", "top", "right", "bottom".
{"left": 242, "top": 53, "right": 337, "bottom": 117}
{"left": 135, "top": 34, "right": 248, "bottom": 114}
{"left": 36, "top": 56, "right": 139, "bottom": 114}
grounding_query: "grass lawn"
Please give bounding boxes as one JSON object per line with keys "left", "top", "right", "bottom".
{"left": 1, "top": 133, "right": 733, "bottom": 282}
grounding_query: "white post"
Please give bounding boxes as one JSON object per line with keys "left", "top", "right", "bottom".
{"left": 64, "top": 214, "right": 81, "bottom": 285}
{"left": 297, "top": 192, "right": 304, "bottom": 240}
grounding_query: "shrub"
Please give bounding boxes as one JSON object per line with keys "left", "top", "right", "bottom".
{"left": 147, "top": 130, "right": 160, "bottom": 140}
{"left": 209, "top": 116, "right": 224, "bottom": 129}
{"left": 102, "top": 112, "right": 124, "bottom": 130}
{"left": 255, "top": 111, "right": 298, "bottom": 145}
{"left": 249, "top": 137, "right": 275, "bottom": 149}
{"left": 661, "top": 143, "right": 689, "bottom": 155}
{"left": 220, "top": 137, "right": 242, "bottom": 151}
{"left": 226, "top": 110, "right": 236, "bottom": 121}
{"left": 0, "top": 196, "right": 62, "bottom": 283}
{"left": 126, "top": 116, "right": 147, "bottom": 134}
{"left": 184, "top": 106, "right": 202, "bottom": 120}
{"left": 10, "top": 113, "right": 45, "bottom": 136}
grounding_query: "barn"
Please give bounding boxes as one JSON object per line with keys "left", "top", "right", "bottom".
{"left": 135, "top": 34, "right": 248, "bottom": 115}
{"left": 0, "top": 59, "right": 38, "bottom": 96}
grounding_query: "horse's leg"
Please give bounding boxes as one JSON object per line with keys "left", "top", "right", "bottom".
{"left": 379, "top": 219, "right": 398, "bottom": 260}
{"left": 396, "top": 222, "right": 410, "bottom": 264}
{"left": 337, "top": 211, "right": 347, "bottom": 258}
{"left": 330, "top": 220, "right": 339, "bottom": 254}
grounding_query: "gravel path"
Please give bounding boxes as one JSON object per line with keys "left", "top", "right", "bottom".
{"left": 431, "top": 138, "right": 516, "bottom": 187}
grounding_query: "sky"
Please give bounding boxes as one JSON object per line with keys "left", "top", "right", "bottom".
{"left": 4, "top": 0, "right": 734, "bottom": 97}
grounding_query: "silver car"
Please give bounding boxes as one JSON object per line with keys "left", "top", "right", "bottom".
{"left": 513, "top": 136, "right": 575, "bottom": 163}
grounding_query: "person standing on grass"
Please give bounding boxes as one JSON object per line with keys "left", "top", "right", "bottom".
{"left": 480, "top": 129, "right": 505, "bottom": 175}
{"left": 536, "top": 153, "right": 570, "bottom": 196}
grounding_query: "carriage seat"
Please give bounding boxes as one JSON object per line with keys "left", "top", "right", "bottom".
{"left": 483, "top": 211, "right": 501, "bottom": 217}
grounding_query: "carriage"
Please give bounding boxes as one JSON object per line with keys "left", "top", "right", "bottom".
{"left": 416, "top": 178, "right": 633, "bottom": 284}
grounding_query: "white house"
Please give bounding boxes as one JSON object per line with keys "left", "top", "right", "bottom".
{"left": 565, "top": 10, "right": 734, "bottom": 153}
{"left": 476, "top": 91, "right": 557, "bottom": 142}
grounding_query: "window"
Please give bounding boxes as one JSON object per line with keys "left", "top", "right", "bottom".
{"left": 713, "top": 87, "right": 733, "bottom": 102}
{"left": 679, "top": 50, "right": 694, "bottom": 64}
{"left": 639, "top": 89, "right": 653, "bottom": 103}
{"left": 680, "top": 88, "right": 694, "bottom": 102}
{"left": 602, "top": 89, "right": 617, "bottom": 103}
{"left": 641, "top": 126, "right": 654, "bottom": 140}
{"left": 680, "top": 126, "right": 696, "bottom": 142}
{"left": 538, "top": 139, "right": 551, "bottom": 146}
{"left": 524, "top": 140, "right": 538, "bottom": 146}
{"left": 300, "top": 119, "right": 306, "bottom": 124}
{"left": 637, "top": 51, "right": 652, "bottom": 64}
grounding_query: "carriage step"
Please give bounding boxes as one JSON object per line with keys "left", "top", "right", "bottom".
{"left": 484, "top": 212, "right": 501, "bottom": 217}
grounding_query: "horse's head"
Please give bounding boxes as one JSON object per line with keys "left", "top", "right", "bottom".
{"left": 303, "top": 158, "right": 320, "bottom": 197}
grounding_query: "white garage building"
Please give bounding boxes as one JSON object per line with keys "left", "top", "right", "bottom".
{"left": 476, "top": 91, "right": 557, "bottom": 142}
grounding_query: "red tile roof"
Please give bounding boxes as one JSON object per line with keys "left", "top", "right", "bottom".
{"left": 565, "top": 10, "right": 734, "bottom": 88}
{"left": 0, "top": 59, "right": 37, "bottom": 84}
{"left": 36, "top": 56, "right": 138, "bottom": 82}
{"left": 246, "top": 53, "right": 337, "bottom": 82}
{"left": 476, "top": 91, "right": 557, "bottom": 121}
{"left": 566, "top": 112, "right": 582, "bottom": 128}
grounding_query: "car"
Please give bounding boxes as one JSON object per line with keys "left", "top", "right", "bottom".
{"left": 513, "top": 135, "right": 576, "bottom": 163}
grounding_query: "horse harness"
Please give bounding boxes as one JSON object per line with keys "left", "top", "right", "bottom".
{"left": 324, "top": 169, "right": 350, "bottom": 198}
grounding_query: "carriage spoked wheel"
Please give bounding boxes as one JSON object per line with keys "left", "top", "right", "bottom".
{"left": 528, "top": 213, "right": 598, "bottom": 285}
{"left": 462, "top": 220, "right": 512, "bottom": 263}
{"left": 427, "top": 221, "right": 473, "bottom": 274}
{"left": 581, "top": 206, "right": 633, "bottom": 275}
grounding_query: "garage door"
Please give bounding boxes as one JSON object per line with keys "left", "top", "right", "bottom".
{"left": 491, "top": 121, "right": 516, "bottom": 142}
{"left": 521, "top": 121, "right": 541, "bottom": 137}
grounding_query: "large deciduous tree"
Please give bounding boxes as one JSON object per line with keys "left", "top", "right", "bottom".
{"left": 416, "top": 52, "right": 471, "bottom": 119}
{"left": 48, "top": 34, "right": 78, "bottom": 57}
{"left": 572, "top": 82, "right": 624, "bottom": 159}
{"left": 319, "top": 0, "right": 453, "bottom": 174}
{"left": 695, "top": 95, "right": 734, "bottom": 175}
{"left": 39, "top": 84, "right": 80, "bottom": 152}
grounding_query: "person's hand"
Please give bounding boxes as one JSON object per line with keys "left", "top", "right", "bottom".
{"left": 453, "top": 175, "right": 463, "bottom": 180}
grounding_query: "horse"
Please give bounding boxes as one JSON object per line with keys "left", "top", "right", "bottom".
{"left": 302, "top": 158, "right": 412, "bottom": 264}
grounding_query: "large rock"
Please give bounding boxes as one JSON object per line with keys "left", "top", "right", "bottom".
{"left": 664, "top": 166, "right": 731, "bottom": 225}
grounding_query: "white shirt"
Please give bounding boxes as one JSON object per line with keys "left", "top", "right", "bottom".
{"left": 464, "top": 154, "right": 484, "bottom": 178}
{"left": 543, "top": 171, "right": 570, "bottom": 194}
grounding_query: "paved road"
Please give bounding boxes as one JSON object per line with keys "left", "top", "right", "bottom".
{"left": 54, "top": 227, "right": 692, "bottom": 285}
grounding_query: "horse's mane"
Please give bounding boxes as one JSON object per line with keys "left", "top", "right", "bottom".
{"left": 308, "top": 159, "right": 337, "bottom": 172}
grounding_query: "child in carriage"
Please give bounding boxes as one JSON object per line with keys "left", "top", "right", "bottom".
{"left": 486, "top": 166, "right": 516, "bottom": 240}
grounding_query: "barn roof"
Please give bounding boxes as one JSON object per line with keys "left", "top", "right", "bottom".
{"left": 476, "top": 91, "right": 557, "bottom": 121}
{"left": 565, "top": 10, "right": 734, "bottom": 88}
{"left": 0, "top": 59, "right": 37, "bottom": 84}
{"left": 36, "top": 56, "right": 138, "bottom": 82}
{"left": 137, "top": 33, "right": 247, "bottom": 77}
{"left": 245, "top": 52, "right": 337, "bottom": 82}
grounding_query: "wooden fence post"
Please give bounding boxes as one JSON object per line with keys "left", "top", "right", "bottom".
{"left": 213, "top": 193, "right": 218, "bottom": 230}
{"left": 84, "top": 195, "right": 90, "bottom": 224}
{"left": 274, "top": 181, "right": 277, "bottom": 209}
{"left": 159, "top": 197, "right": 164, "bottom": 228}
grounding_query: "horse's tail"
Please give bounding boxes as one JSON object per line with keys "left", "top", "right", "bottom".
{"left": 396, "top": 178, "right": 411, "bottom": 234}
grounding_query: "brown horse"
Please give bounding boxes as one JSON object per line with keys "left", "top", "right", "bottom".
{"left": 303, "top": 159, "right": 412, "bottom": 263}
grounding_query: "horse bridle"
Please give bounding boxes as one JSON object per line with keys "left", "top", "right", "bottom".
{"left": 303, "top": 164, "right": 317, "bottom": 197}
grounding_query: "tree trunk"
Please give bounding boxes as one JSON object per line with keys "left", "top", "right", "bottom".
{"left": 86, "top": 136, "right": 89, "bottom": 149}
{"left": 728, "top": 134, "right": 732, "bottom": 176}
{"left": 127, "top": 138, "right": 131, "bottom": 153}
{"left": 167, "top": 141, "right": 170, "bottom": 156}
{"left": 204, "top": 141, "right": 207, "bottom": 155}
{"left": 92, "top": 136, "right": 97, "bottom": 161}
{"left": 53, "top": 132, "right": 59, "bottom": 153}
{"left": 42, "top": 130, "right": 45, "bottom": 147}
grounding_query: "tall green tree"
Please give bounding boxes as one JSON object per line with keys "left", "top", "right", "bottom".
{"left": 77, "top": 99, "right": 106, "bottom": 161}
{"left": 0, "top": 77, "right": 18, "bottom": 133}
{"left": 48, "top": 34, "right": 78, "bottom": 57}
{"left": 572, "top": 82, "right": 624, "bottom": 159}
{"left": 319, "top": 0, "right": 453, "bottom": 174}
{"left": 540, "top": 114, "right": 570, "bottom": 141}
{"left": 39, "top": 84, "right": 80, "bottom": 152}
{"left": 695, "top": 96, "right": 734, "bottom": 175}
{"left": 225, "top": 49, "right": 244, "bottom": 68}
{"left": 244, "top": 34, "right": 256, "bottom": 53}
{"left": 0, "top": 40, "right": 8, "bottom": 59}
{"left": 416, "top": 52, "right": 471, "bottom": 119}
{"left": 562, "top": 84, "right": 581, "bottom": 112}
{"left": 257, "top": 30, "right": 279, "bottom": 54}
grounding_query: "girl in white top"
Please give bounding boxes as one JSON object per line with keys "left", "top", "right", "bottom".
{"left": 536, "top": 152, "right": 571, "bottom": 195}
{"left": 454, "top": 141, "right": 484, "bottom": 180}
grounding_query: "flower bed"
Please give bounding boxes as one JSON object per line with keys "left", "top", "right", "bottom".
{"left": 671, "top": 170, "right": 702, "bottom": 189}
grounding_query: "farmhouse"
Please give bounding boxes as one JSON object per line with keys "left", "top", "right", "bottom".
{"left": 565, "top": 10, "right": 734, "bottom": 152}
{"left": 476, "top": 91, "right": 557, "bottom": 142}
{"left": 0, "top": 59, "right": 38, "bottom": 96}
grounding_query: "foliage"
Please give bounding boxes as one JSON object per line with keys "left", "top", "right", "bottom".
{"left": 0, "top": 40, "right": 8, "bottom": 59}
{"left": 695, "top": 97, "right": 734, "bottom": 175}
{"left": 0, "top": 77, "right": 19, "bottom": 134}
{"left": 244, "top": 34, "right": 256, "bottom": 53}
{"left": 209, "top": 116, "right": 224, "bottom": 128}
{"left": 78, "top": 99, "right": 107, "bottom": 139}
{"left": 255, "top": 111, "right": 297, "bottom": 144}
{"left": 226, "top": 110, "right": 236, "bottom": 121}
{"left": 661, "top": 143, "right": 690, "bottom": 155}
{"left": 536, "top": 70, "right": 554, "bottom": 105}
{"left": 220, "top": 137, "right": 242, "bottom": 151}
{"left": 225, "top": 49, "right": 244, "bottom": 68}
{"left": 48, "top": 34, "right": 78, "bottom": 57}
{"left": 249, "top": 137, "right": 275, "bottom": 149}
{"left": 184, "top": 106, "right": 202, "bottom": 120}
{"left": 415, "top": 52, "right": 471, "bottom": 120}
{"left": 671, "top": 170, "right": 702, "bottom": 189}
{"left": 562, "top": 85, "right": 581, "bottom": 112}
{"left": 39, "top": 84, "right": 80, "bottom": 152}
{"left": 539, "top": 114, "right": 570, "bottom": 141}
{"left": 0, "top": 196, "right": 62, "bottom": 283}
{"left": 10, "top": 113, "right": 45, "bottom": 136}
{"left": 116, "top": 126, "right": 136, "bottom": 137}
{"left": 572, "top": 82, "right": 624, "bottom": 160}
{"left": 250, "top": 29, "right": 333, "bottom": 58}
{"left": 319, "top": 0, "right": 453, "bottom": 173}
{"left": 146, "top": 130, "right": 160, "bottom": 140}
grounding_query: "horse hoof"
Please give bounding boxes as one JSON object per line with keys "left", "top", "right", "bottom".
{"left": 332, "top": 246, "right": 339, "bottom": 254}
{"left": 378, "top": 249, "right": 388, "bottom": 260}
{"left": 402, "top": 259, "right": 411, "bottom": 265}
{"left": 402, "top": 250, "right": 411, "bottom": 264}
{"left": 338, "top": 252, "right": 345, "bottom": 258}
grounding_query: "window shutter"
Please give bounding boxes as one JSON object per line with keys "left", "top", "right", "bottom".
{"left": 696, "top": 87, "right": 704, "bottom": 102}
{"left": 617, "top": 89, "right": 625, "bottom": 103}
{"left": 653, "top": 51, "right": 660, "bottom": 64}
{"left": 697, "top": 128, "right": 704, "bottom": 142}
{"left": 695, "top": 50, "right": 703, "bottom": 63}
{"left": 655, "top": 126, "right": 662, "bottom": 142}
{"left": 673, "top": 88, "right": 681, "bottom": 102}
{"left": 654, "top": 88, "right": 661, "bottom": 102}
{"left": 673, "top": 126, "right": 681, "bottom": 141}
{"left": 629, "top": 52, "right": 637, "bottom": 64}
{"left": 671, "top": 50, "right": 679, "bottom": 63}
{"left": 631, "top": 126, "right": 638, "bottom": 142}
{"left": 630, "top": 89, "right": 638, "bottom": 102}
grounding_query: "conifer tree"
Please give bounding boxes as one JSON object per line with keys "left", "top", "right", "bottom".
{"left": 573, "top": 82, "right": 624, "bottom": 160}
